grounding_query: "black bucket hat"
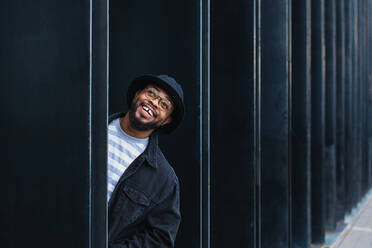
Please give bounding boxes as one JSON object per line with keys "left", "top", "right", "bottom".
{"left": 127, "top": 74, "right": 185, "bottom": 134}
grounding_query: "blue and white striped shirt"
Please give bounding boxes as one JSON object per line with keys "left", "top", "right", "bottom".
{"left": 107, "top": 118, "right": 148, "bottom": 202}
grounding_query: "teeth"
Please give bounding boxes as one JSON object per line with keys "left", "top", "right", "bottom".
{"left": 142, "top": 105, "right": 153, "bottom": 117}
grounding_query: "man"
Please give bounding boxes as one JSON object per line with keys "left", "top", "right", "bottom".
{"left": 108, "top": 75, "right": 184, "bottom": 248}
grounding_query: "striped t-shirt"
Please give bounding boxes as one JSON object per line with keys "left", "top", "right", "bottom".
{"left": 107, "top": 118, "right": 149, "bottom": 202}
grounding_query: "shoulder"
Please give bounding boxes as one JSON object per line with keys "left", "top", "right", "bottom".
{"left": 109, "top": 112, "right": 126, "bottom": 124}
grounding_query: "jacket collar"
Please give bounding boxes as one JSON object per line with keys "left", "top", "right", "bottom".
{"left": 109, "top": 112, "right": 158, "bottom": 168}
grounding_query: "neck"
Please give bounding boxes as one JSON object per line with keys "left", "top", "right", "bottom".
{"left": 120, "top": 113, "right": 153, "bottom": 139}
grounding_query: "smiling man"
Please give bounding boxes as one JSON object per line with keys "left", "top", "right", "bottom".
{"left": 108, "top": 75, "right": 184, "bottom": 248}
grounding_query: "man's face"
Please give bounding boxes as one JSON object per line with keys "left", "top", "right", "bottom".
{"left": 129, "top": 84, "right": 174, "bottom": 131}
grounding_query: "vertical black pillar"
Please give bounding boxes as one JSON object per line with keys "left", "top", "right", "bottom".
{"left": 366, "top": 0, "right": 370, "bottom": 192}
{"left": 359, "top": 0, "right": 368, "bottom": 196}
{"left": 258, "top": 0, "right": 291, "bottom": 247}
{"left": 351, "top": 0, "right": 361, "bottom": 207}
{"left": 291, "top": 0, "right": 312, "bottom": 247}
{"left": 356, "top": 0, "right": 363, "bottom": 203}
{"left": 91, "top": 0, "right": 108, "bottom": 247}
{"left": 368, "top": 0, "right": 372, "bottom": 190}
{"left": 364, "top": 0, "right": 369, "bottom": 193}
{"left": 344, "top": 0, "right": 354, "bottom": 213}
{"left": 0, "top": 0, "right": 107, "bottom": 247}
{"left": 358, "top": 0, "right": 364, "bottom": 195}
{"left": 311, "top": 0, "right": 326, "bottom": 244}
{"left": 324, "top": 0, "right": 337, "bottom": 232}
{"left": 200, "top": 0, "right": 210, "bottom": 247}
{"left": 210, "top": 0, "right": 257, "bottom": 247}
{"left": 365, "top": 0, "right": 370, "bottom": 193}
{"left": 349, "top": 0, "right": 357, "bottom": 209}
{"left": 335, "top": 0, "right": 346, "bottom": 224}
{"left": 367, "top": 4, "right": 370, "bottom": 188}
{"left": 360, "top": 0, "right": 367, "bottom": 197}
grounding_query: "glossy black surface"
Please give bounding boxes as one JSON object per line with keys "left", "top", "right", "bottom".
{"left": 259, "top": 1, "right": 291, "bottom": 247}
{"left": 2, "top": 1, "right": 372, "bottom": 247}
{"left": 368, "top": 0, "right": 372, "bottom": 192}
{"left": 311, "top": 0, "right": 326, "bottom": 244}
{"left": 324, "top": 0, "right": 337, "bottom": 231}
{"left": 335, "top": 0, "right": 346, "bottom": 223}
{"left": 200, "top": 0, "right": 210, "bottom": 247}
{"left": 210, "top": 1, "right": 256, "bottom": 247}
{"left": 291, "top": 0, "right": 312, "bottom": 247}
{"left": 350, "top": 0, "right": 361, "bottom": 209}
{"left": 344, "top": 0, "right": 354, "bottom": 213}
{"left": 0, "top": 0, "right": 92, "bottom": 247}
{"left": 91, "top": 0, "right": 108, "bottom": 247}
{"left": 359, "top": 0, "right": 369, "bottom": 197}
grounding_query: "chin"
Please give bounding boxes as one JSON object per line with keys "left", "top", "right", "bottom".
{"left": 129, "top": 101, "right": 160, "bottom": 131}
{"left": 135, "top": 111, "right": 150, "bottom": 124}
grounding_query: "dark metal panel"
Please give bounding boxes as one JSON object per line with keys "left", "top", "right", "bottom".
{"left": 364, "top": 0, "right": 370, "bottom": 193}
{"left": 210, "top": 0, "right": 256, "bottom": 247}
{"left": 359, "top": 0, "right": 369, "bottom": 196}
{"left": 200, "top": 0, "right": 210, "bottom": 247}
{"left": 348, "top": 0, "right": 357, "bottom": 210}
{"left": 311, "top": 0, "right": 326, "bottom": 244}
{"left": 368, "top": 0, "right": 372, "bottom": 190}
{"left": 109, "top": 1, "right": 200, "bottom": 247}
{"left": 365, "top": 1, "right": 370, "bottom": 191}
{"left": 291, "top": 0, "right": 312, "bottom": 247}
{"left": 335, "top": 0, "right": 346, "bottom": 224}
{"left": 355, "top": 0, "right": 363, "bottom": 203}
{"left": 91, "top": 0, "right": 109, "bottom": 247}
{"left": 350, "top": 0, "right": 361, "bottom": 207}
{"left": 358, "top": 0, "right": 364, "bottom": 195}
{"left": 365, "top": 1, "right": 370, "bottom": 192}
{"left": 0, "top": 0, "right": 91, "bottom": 247}
{"left": 324, "top": 0, "right": 337, "bottom": 232}
{"left": 258, "top": 0, "right": 291, "bottom": 246}
{"left": 343, "top": 0, "right": 354, "bottom": 213}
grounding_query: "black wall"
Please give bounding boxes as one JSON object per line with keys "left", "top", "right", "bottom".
{"left": 291, "top": 0, "right": 312, "bottom": 247}
{"left": 0, "top": 0, "right": 95, "bottom": 247}
{"left": 2, "top": 0, "right": 372, "bottom": 248}
{"left": 210, "top": 1, "right": 256, "bottom": 247}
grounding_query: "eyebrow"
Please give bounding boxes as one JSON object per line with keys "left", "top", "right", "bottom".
{"left": 152, "top": 86, "right": 173, "bottom": 104}
{"left": 152, "top": 86, "right": 160, "bottom": 92}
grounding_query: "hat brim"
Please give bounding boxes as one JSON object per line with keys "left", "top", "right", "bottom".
{"left": 127, "top": 75, "right": 184, "bottom": 134}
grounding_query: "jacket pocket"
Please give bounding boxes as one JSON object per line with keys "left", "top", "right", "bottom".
{"left": 117, "top": 184, "right": 150, "bottom": 227}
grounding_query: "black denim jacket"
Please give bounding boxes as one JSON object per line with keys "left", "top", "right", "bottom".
{"left": 108, "top": 113, "right": 181, "bottom": 248}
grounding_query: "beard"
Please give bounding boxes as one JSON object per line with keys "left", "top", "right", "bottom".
{"left": 128, "top": 99, "right": 162, "bottom": 131}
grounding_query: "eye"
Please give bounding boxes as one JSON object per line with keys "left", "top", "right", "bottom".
{"left": 147, "top": 90, "right": 156, "bottom": 97}
{"left": 161, "top": 101, "right": 169, "bottom": 110}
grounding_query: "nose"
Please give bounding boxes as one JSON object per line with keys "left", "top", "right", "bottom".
{"left": 148, "top": 98, "right": 159, "bottom": 109}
